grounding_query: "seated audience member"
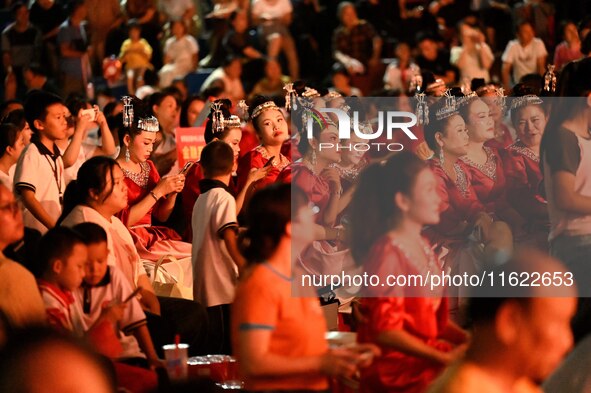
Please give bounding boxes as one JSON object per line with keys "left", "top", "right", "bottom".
{"left": 249, "top": 59, "right": 291, "bottom": 100}
{"left": 59, "top": 99, "right": 117, "bottom": 185}
{"left": 182, "top": 99, "right": 268, "bottom": 240}
{"left": 118, "top": 20, "right": 153, "bottom": 95}
{"left": 158, "top": 20, "right": 198, "bottom": 88}
{"left": 329, "top": 62, "right": 362, "bottom": 97}
{"left": 233, "top": 183, "right": 378, "bottom": 391}
{"left": 15, "top": 92, "right": 70, "bottom": 234}
{"left": 115, "top": 97, "right": 192, "bottom": 282}
{"left": 0, "top": 327, "right": 117, "bottom": 393}
{"left": 0, "top": 123, "right": 25, "bottom": 190}
{"left": 200, "top": 55, "right": 245, "bottom": 103}
{"left": 554, "top": 21, "right": 582, "bottom": 71}
{"left": 36, "top": 226, "right": 160, "bottom": 391}
{"left": 3, "top": 108, "right": 32, "bottom": 145}
{"left": 192, "top": 141, "right": 245, "bottom": 354}
{"left": 333, "top": 2, "right": 382, "bottom": 77}
{"left": 179, "top": 95, "right": 206, "bottom": 128}
{"left": 22, "top": 65, "right": 60, "bottom": 96}
{"left": 501, "top": 21, "right": 547, "bottom": 91}
{"left": 429, "top": 249, "right": 576, "bottom": 393}
{"left": 251, "top": 0, "right": 299, "bottom": 79}
{"left": 450, "top": 20, "right": 494, "bottom": 83}
{"left": 236, "top": 96, "right": 291, "bottom": 193}
{"left": 383, "top": 42, "right": 420, "bottom": 92}
{"left": 148, "top": 90, "right": 180, "bottom": 177}
{"left": 59, "top": 156, "right": 209, "bottom": 357}
{"left": 416, "top": 31, "right": 457, "bottom": 85}
{"left": 0, "top": 183, "right": 45, "bottom": 328}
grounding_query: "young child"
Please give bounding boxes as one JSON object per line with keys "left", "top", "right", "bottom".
{"left": 14, "top": 92, "right": 69, "bottom": 234}
{"left": 72, "top": 223, "right": 161, "bottom": 368}
{"left": 36, "top": 226, "right": 159, "bottom": 392}
{"left": 191, "top": 140, "right": 245, "bottom": 354}
{"left": 119, "top": 20, "right": 153, "bottom": 94}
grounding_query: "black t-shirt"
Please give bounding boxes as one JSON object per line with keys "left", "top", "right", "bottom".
{"left": 416, "top": 50, "right": 457, "bottom": 80}
{"left": 544, "top": 127, "right": 583, "bottom": 175}
{"left": 29, "top": 1, "right": 66, "bottom": 37}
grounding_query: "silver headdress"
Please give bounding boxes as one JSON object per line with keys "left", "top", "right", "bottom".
{"left": 510, "top": 95, "right": 543, "bottom": 111}
{"left": 137, "top": 116, "right": 159, "bottom": 132}
{"left": 415, "top": 93, "right": 429, "bottom": 125}
{"left": 251, "top": 101, "right": 281, "bottom": 120}
{"left": 544, "top": 64, "right": 557, "bottom": 93}
{"left": 435, "top": 89, "right": 458, "bottom": 121}
{"left": 211, "top": 101, "right": 225, "bottom": 133}
{"left": 284, "top": 83, "right": 298, "bottom": 111}
{"left": 122, "top": 96, "right": 134, "bottom": 128}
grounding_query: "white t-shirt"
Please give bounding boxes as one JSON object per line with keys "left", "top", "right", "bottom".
{"left": 191, "top": 186, "right": 239, "bottom": 307}
{"left": 502, "top": 38, "right": 547, "bottom": 84}
{"left": 200, "top": 67, "right": 245, "bottom": 103}
{"left": 14, "top": 141, "right": 65, "bottom": 234}
{"left": 450, "top": 43, "right": 494, "bottom": 82}
{"left": 73, "top": 266, "right": 147, "bottom": 359}
{"left": 61, "top": 205, "right": 147, "bottom": 287}
{"left": 159, "top": 0, "right": 194, "bottom": 20}
{"left": 0, "top": 164, "right": 15, "bottom": 191}
{"left": 163, "top": 35, "right": 198, "bottom": 73}
{"left": 252, "top": 0, "right": 293, "bottom": 19}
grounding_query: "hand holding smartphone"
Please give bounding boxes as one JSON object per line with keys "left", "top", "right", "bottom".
{"left": 179, "top": 161, "right": 195, "bottom": 175}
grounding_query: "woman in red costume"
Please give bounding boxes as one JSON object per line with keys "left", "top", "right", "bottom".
{"left": 181, "top": 99, "right": 268, "bottom": 240}
{"left": 236, "top": 96, "right": 291, "bottom": 192}
{"left": 504, "top": 93, "right": 549, "bottom": 249}
{"left": 349, "top": 152, "right": 469, "bottom": 393}
{"left": 115, "top": 97, "right": 192, "bottom": 286}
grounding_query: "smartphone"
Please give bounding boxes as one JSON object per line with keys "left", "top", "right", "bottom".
{"left": 263, "top": 156, "right": 275, "bottom": 168}
{"left": 179, "top": 161, "right": 195, "bottom": 175}
{"left": 81, "top": 108, "right": 97, "bottom": 121}
{"left": 123, "top": 287, "right": 142, "bottom": 304}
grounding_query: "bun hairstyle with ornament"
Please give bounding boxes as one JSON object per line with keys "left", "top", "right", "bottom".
{"left": 119, "top": 96, "right": 160, "bottom": 146}
{"left": 204, "top": 98, "right": 242, "bottom": 144}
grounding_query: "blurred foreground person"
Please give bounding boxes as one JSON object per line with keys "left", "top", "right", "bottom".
{"left": 428, "top": 249, "right": 576, "bottom": 393}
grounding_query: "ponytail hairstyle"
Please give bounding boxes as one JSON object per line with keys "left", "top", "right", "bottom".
{"left": 349, "top": 151, "right": 428, "bottom": 264}
{"left": 58, "top": 156, "right": 120, "bottom": 224}
{"left": 242, "top": 183, "right": 307, "bottom": 263}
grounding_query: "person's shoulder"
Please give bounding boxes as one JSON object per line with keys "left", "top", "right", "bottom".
{"left": 2, "top": 22, "right": 16, "bottom": 35}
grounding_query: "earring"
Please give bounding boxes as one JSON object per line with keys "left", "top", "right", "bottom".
{"left": 438, "top": 148, "right": 445, "bottom": 166}
{"left": 125, "top": 147, "right": 130, "bottom": 162}
{"left": 310, "top": 149, "right": 317, "bottom": 167}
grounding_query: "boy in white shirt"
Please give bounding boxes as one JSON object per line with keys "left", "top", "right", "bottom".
{"left": 192, "top": 140, "right": 245, "bottom": 353}
{"left": 15, "top": 92, "right": 69, "bottom": 234}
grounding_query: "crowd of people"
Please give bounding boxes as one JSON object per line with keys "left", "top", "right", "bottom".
{"left": 0, "top": 0, "right": 590, "bottom": 392}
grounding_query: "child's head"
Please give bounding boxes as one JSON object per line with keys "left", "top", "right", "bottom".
{"left": 0, "top": 123, "right": 25, "bottom": 164}
{"left": 38, "top": 227, "right": 87, "bottom": 291}
{"left": 24, "top": 91, "right": 67, "bottom": 141}
{"left": 73, "top": 223, "right": 109, "bottom": 287}
{"left": 200, "top": 140, "right": 234, "bottom": 178}
{"left": 127, "top": 19, "right": 141, "bottom": 41}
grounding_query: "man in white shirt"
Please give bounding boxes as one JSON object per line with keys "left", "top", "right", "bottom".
{"left": 501, "top": 21, "right": 547, "bottom": 90}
